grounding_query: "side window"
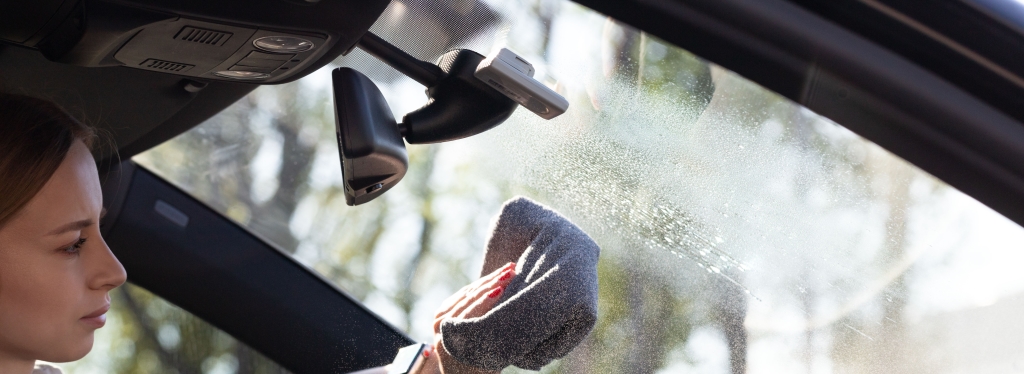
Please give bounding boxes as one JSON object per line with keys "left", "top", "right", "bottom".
{"left": 64, "top": 283, "right": 290, "bottom": 374}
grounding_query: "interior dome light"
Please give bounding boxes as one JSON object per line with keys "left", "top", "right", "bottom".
{"left": 253, "top": 36, "right": 314, "bottom": 52}
{"left": 214, "top": 70, "right": 271, "bottom": 79}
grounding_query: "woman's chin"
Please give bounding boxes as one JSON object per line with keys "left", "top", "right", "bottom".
{"left": 40, "top": 332, "right": 95, "bottom": 363}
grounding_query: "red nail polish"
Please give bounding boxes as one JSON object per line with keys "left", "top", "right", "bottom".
{"left": 499, "top": 270, "right": 514, "bottom": 281}
{"left": 423, "top": 349, "right": 430, "bottom": 358}
{"left": 487, "top": 286, "right": 504, "bottom": 298}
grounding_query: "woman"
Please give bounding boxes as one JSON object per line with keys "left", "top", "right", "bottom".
{"left": 0, "top": 94, "right": 127, "bottom": 374}
{"left": 0, "top": 94, "right": 511, "bottom": 374}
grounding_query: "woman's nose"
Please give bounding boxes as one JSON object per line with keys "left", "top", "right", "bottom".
{"left": 87, "top": 234, "right": 127, "bottom": 291}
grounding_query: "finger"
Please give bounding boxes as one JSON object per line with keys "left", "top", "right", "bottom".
{"left": 457, "top": 285, "right": 504, "bottom": 320}
{"left": 433, "top": 283, "right": 475, "bottom": 318}
{"left": 448, "top": 266, "right": 516, "bottom": 319}
{"left": 433, "top": 278, "right": 485, "bottom": 323}
{"left": 434, "top": 289, "right": 482, "bottom": 333}
{"left": 414, "top": 345, "right": 441, "bottom": 374}
{"left": 434, "top": 262, "right": 516, "bottom": 318}
{"left": 433, "top": 263, "right": 517, "bottom": 333}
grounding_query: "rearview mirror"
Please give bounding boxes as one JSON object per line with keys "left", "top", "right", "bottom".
{"left": 333, "top": 67, "right": 408, "bottom": 206}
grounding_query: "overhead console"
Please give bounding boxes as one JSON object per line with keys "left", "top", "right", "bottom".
{"left": 111, "top": 18, "right": 326, "bottom": 82}
{"left": 0, "top": 0, "right": 391, "bottom": 84}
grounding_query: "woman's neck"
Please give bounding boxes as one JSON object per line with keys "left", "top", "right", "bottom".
{"left": 0, "top": 351, "right": 36, "bottom": 374}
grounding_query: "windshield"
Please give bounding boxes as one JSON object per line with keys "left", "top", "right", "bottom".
{"left": 124, "top": 0, "right": 1024, "bottom": 373}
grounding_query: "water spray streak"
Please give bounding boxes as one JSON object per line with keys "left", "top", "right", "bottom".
{"left": 522, "top": 133, "right": 760, "bottom": 300}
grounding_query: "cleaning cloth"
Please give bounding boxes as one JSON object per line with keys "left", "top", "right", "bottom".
{"left": 440, "top": 197, "right": 600, "bottom": 371}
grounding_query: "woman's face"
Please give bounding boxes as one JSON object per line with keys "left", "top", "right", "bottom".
{"left": 0, "top": 140, "right": 127, "bottom": 363}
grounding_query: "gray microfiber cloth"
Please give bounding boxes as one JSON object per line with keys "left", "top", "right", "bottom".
{"left": 440, "top": 197, "right": 600, "bottom": 371}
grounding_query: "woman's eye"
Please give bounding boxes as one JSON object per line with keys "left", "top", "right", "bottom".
{"left": 63, "top": 238, "right": 87, "bottom": 255}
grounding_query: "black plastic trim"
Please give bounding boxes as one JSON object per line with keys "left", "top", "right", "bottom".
{"left": 791, "top": 0, "right": 1024, "bottom": 126}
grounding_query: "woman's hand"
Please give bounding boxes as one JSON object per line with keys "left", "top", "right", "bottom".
{"left": 418, "top": 262, "right": 518, "bottom": 374}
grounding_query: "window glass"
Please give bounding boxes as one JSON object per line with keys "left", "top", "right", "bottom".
{"left": 64, "top": 283, "right": 289, "bottom": 374}
{"left": 134, "top": 0, "right": 1024, "bottom": 373}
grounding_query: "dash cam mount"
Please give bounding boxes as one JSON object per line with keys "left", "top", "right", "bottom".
{"left": 333, "top": 32, "right": 568, "bottom": 205}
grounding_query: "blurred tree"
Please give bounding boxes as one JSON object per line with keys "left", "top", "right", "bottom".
{"left": 398, "top": 146, "right": 441, "bottom": 332}
{"left": 247, "top": 83, "right": 320, "bottom": 253}
{"left": 95, "top": 284, "right": 289, "bottom": 374}
{"left": 829, "top": 147, "right": 935, "bottom": 374}
{"left": 593, "top": 19, "right": 731, "bottom": 374}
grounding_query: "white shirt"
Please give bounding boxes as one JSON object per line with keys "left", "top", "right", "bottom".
{"left": 32, "top": 364, "right": 63, "bottom": 374}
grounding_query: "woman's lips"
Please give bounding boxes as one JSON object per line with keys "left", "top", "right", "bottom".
{"left": 80, "top": 304, "right": 110, "bottom": 328}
